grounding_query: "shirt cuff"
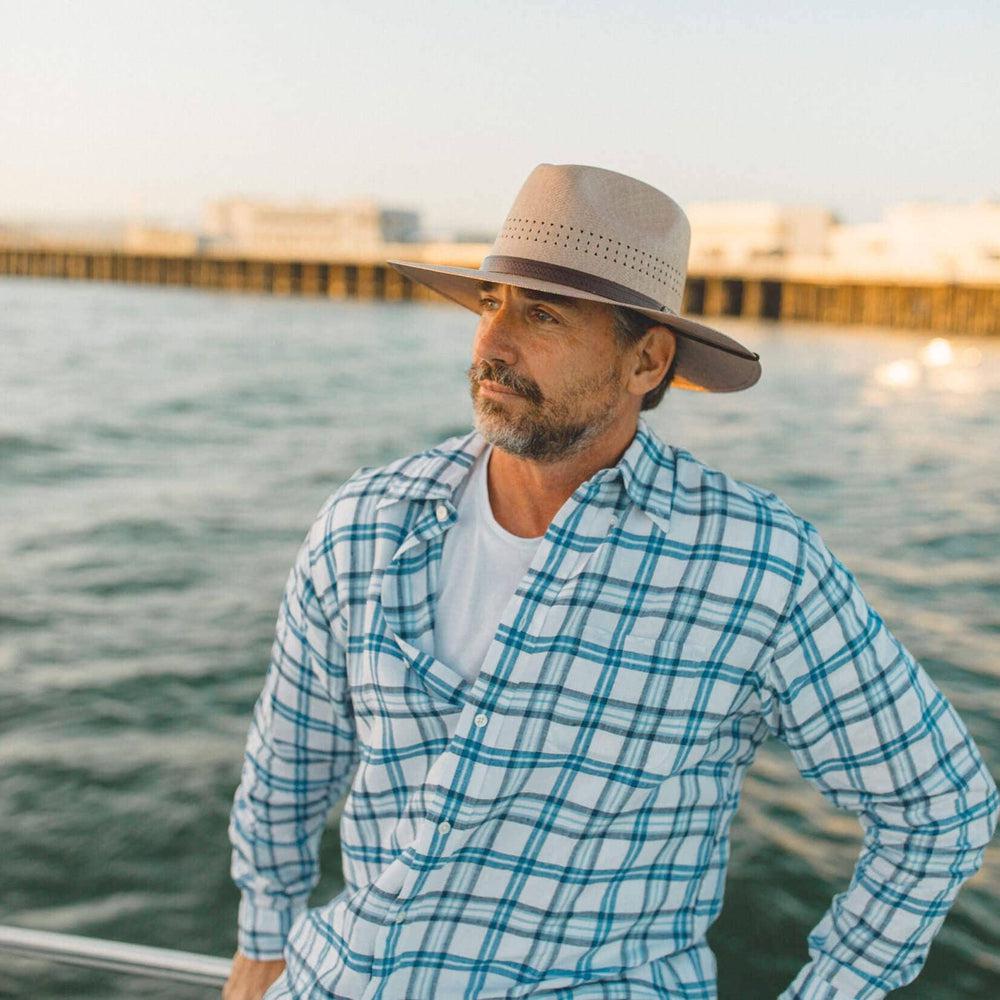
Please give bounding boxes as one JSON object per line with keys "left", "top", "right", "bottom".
{"left": 779, "top": 960, "right": 883, "bottom": 1000}
{"left": 237, "top": 894, "right": 307, "bottom": 961}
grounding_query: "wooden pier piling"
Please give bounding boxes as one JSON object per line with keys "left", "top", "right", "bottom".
{"left": 0, "top": 247, "right": 997, "bottom": 335}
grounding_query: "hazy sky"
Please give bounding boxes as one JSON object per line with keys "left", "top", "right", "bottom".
{"left": 2, "top": 0, "right": 998, "bottom": 234}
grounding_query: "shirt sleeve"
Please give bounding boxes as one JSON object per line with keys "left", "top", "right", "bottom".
{"left": 227, "top": 519, "right": 359, "bottom": 960}
{"left": 757, "top": 518, "right": 999, "bottom": 1000}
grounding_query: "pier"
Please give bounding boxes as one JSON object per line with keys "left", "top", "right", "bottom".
{"left": 1, "top": 246, "right": 998, "bottom": 335}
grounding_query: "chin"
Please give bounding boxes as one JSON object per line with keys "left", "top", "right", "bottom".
{"left": 473, "top": 395, "right": 510, "bottom": 421}
{"left": 474, "top": 406, "right": 515, "bottom": 441}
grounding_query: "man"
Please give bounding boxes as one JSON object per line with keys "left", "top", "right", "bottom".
{"left": 224, "top": 164, "right": 998, "bottom": 1000}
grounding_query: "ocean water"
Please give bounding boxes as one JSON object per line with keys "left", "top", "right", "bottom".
{"left": 0, "top": 277, "right": 997, "bottom": 999}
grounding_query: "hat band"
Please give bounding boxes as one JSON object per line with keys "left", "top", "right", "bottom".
{"left": 481, "top": 255, "right": 667, "bottom": 312}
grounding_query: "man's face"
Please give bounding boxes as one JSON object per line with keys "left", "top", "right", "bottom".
{"left": 466, "top": 281, "right": 633, "bottom": 462}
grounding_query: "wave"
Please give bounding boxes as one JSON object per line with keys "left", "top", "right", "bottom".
{"left": 0, "top": 431, "right": 65, "bottom": 458}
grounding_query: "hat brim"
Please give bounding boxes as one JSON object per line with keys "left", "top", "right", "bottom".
{"left": 387, "top": 259, "right": 761, "bottom": 394}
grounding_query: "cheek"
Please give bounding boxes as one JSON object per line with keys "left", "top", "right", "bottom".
{"left": 537, "top": 339, "right": 584, "bottom": 374}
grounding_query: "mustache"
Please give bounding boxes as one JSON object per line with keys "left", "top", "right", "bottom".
{"left": 467, "top": 360, "right": 543, "bottom": 405}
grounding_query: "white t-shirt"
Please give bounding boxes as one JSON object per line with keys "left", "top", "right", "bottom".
{"left": 428, "top": 444, "right": 544, "bottom": 683}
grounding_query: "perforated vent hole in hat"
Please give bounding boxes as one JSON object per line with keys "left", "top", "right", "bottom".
{"left": 499, "top": 217, "right": 683, "bottom": 298}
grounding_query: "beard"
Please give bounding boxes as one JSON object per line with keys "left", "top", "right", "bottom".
{"left": 467, "top": 357, "right": 626, "bottom": 463}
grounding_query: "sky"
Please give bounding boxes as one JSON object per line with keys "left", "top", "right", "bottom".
{"left": 2, "top": 0, "right": 999, "bottom": 236}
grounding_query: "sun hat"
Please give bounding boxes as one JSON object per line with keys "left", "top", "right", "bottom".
{"left": 387, "top": 163, "right": 761, "bottom": 393}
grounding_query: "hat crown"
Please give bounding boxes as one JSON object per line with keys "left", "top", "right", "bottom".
{"left": 490, "top": 163, "right": 692, "bottom": 313}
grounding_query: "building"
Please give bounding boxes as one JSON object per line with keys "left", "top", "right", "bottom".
{"left": 686, "top": 203, "right": 834, "bottom": 273}
{"left": 201, "top": 197, "right": 420, "bottom": 261}
{"left": 683, "top": 199, "right": 1000, "bottom": 284}
{"left": 826, "top": 202, "right": 1000, "bottom": 282}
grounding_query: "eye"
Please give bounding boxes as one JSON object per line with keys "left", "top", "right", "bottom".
{"left": 531, "top": 307, "right": 557, "bottom": 323}
{"left": 479, "top": 295, "right": 499, "bottom": 311}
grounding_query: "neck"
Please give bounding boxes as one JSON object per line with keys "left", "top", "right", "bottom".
{"left": 485, "top": 412, "right": 640, "bottom": 538}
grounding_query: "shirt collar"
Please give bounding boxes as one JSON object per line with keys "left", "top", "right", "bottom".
{"left": 375, "top": 416, "right": 677, "bottom": 527}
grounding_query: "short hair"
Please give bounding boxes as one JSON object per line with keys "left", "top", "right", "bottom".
{"left": 610, "top": 306, "right": 678, "bottom": 411}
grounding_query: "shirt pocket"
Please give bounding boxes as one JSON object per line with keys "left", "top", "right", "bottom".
{"left": 542, "top": 627, "right": 714, "bottom": 782}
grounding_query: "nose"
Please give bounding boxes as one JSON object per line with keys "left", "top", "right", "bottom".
{"left": 474, "top": 298, "right": 519, "bottom": 366}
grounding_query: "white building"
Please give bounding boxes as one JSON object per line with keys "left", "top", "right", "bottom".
{"left": 684, "top": 199, "right": 1000, "bottom": 283}
{"left": 826, "top": 202, "right": 1000, "bottom": 282}
{"left": 202, "top": 197, "right": 420, "bottom": 260}
{"left": 686, "top": 203, "right": 834, "bottom": 272}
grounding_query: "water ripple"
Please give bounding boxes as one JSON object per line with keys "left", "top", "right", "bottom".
{"left": 2, "top": 281, "right": 997, "bottom": 999}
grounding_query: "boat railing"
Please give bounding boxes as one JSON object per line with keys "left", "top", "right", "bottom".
{"left": 0, "top": 923, "right": 231, "bottom": 988}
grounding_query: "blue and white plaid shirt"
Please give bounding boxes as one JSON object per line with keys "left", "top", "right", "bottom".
{"left": 229, "top": 417, "right": 998, "bottom": 999}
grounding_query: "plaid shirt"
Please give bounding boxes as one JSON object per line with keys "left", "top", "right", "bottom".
{"left": 228, "top": 416, "right": 998, "bottom": 1000}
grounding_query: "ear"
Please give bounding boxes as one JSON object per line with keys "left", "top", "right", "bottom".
{"left": 626, "top": 325, "right": 676, "bottom": 397}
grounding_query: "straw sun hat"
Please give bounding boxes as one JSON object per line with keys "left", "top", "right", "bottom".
{"left": 387, "top": 163, "right": 761, "bottom": 393}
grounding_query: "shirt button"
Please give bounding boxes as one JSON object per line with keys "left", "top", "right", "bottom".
{"left": 435, "top": 503, "right": 449, "bottom": 521}
{"left": 437, "top": 820, "right": 451, "bottom": 835}
{"left": 393, "top": 912, "right": 405, "bottom": 923}
{"left": 473, "top": 712, "right": 488, "bottom": 728}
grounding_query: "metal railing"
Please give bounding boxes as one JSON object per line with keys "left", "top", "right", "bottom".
{"left": 0, "top": 924, "right": 231, "bottom": 988}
